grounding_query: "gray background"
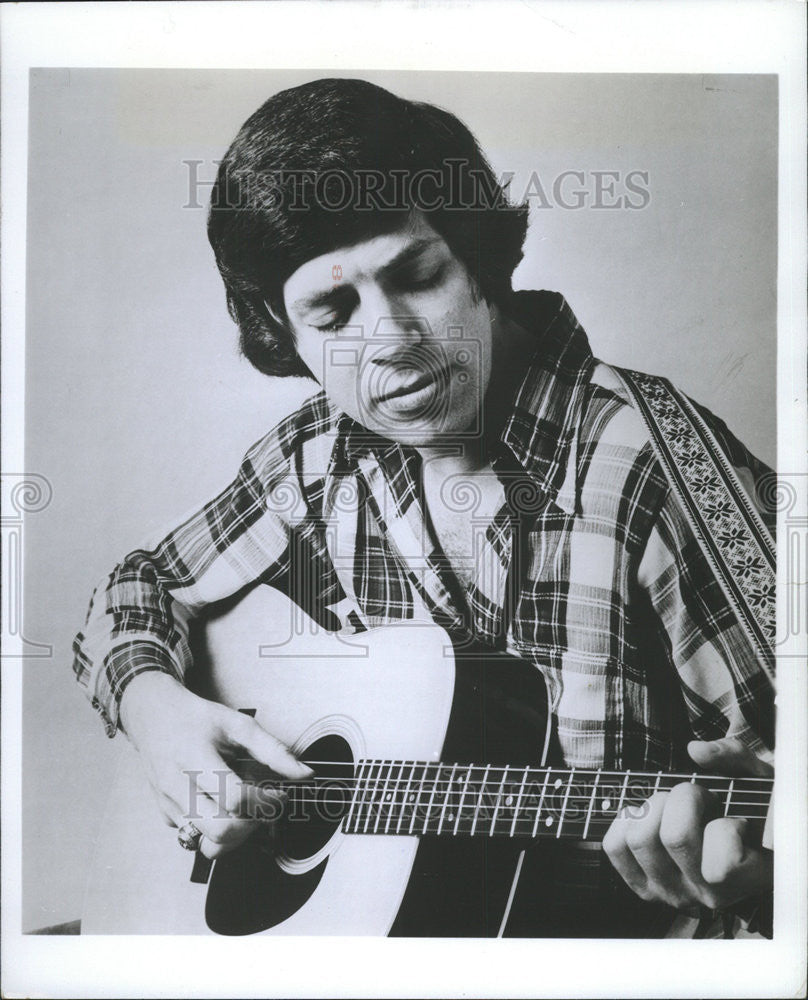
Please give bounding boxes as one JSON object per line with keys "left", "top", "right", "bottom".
{"left": 23, "top": 70, "right": 777, "bottom": 931}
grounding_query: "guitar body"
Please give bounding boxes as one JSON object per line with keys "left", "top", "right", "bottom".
{"left": 82, "top": 591, "right": 555, "bottom": 936}
{"left": 82, "top": 588, "right": 769, "bottom": 938}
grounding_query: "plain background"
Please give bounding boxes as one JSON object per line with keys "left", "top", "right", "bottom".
{"left": 23, "top": 69, "right": 777, "bottom": 931}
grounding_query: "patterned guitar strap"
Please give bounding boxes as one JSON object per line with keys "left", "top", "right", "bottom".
{"left": 615, "top": 368, "right": 776, "bottom": 686}
{"left": 614, "top": 370, "right": 776, "bottom": 939}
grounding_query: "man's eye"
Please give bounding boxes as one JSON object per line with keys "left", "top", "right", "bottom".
{"left": 311, "top": 316, "right": 347, "bottom": 334}
{"left": 396, "top": 265, "right": 445, "bottom": 292}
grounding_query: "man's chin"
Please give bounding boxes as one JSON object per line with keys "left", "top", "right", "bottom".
{"left": 366, "top": 418, "right": 478, "bottom": 450}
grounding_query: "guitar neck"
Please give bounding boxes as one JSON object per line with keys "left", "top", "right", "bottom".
{"left": 334, "top": 762, "right": 772, "bottom": 840}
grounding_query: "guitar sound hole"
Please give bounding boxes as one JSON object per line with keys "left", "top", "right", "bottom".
{"left": 205, "top": 734, "right": 354, "bottom": 935}
{"left": 281, "top": 734, "right": 353, "bottom": 861}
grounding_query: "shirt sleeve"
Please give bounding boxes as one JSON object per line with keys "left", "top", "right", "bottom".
{"left": 636, "top": 406, "right": 775, "bottom": 759}
{"left": 72, "top": 431, "right": 299, "bottom": 738}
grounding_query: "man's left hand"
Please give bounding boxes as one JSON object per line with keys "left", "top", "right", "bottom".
{"left": 602, "top": 736, "right": 773, "bottom": 912}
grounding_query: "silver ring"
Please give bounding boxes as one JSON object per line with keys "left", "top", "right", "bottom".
{"left": 177, "top": 821, "right": 203, "bottom": 852}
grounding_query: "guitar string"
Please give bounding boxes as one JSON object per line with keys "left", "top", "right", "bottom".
{"left": 240, "top": 787, "right": 772, "bottom": 806}
{"left": 258, "top": 777, "right": 773, "bottom": 794}
{"left": 230, "top": 805, "right": 770, "bottom": 825}
{"left": 237, "top": 799, "right": 771, "bottom": 816}
{"left": 238, "top": 782, "right": 771, "bottom": 810}
{"left": 236, "top": 784, "right": 771, "bottom": 810}
{"left": 229, "top": 798, "right": 765, "bottom": 823}
{"left": 245, "top": 776, "right": 772, "bottom": 796}
{"left": 287, "top": 761, "right": 774, "bottom": 786}
{"left": 237, "top": 779, "right": 772, "bottom": 797}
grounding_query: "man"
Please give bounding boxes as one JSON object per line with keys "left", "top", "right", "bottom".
{"left": 73, "top": 78, "right": 774, "bottom": 937}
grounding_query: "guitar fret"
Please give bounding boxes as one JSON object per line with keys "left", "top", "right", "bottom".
{"left": 509, "top": 765, "right": 531, "bottom": 838}
{"left": 374, "top": 761, "right": 395, "bottom": 834}
{"left": 360, "top": 759, "right": 377, "bottom": 833}
{"left": 724, "top": 778, "right": 735, "bottom": 817}
{"left": 470, "top": 765, "right": 490, "bottom": 836}
{"left": 357, "top": 759, "right": 376, "bottom": 833}
{"left": 453, "top": 767, "right": 472, "bottom": 836}
{"left": 437, "top": 764, "right": 458, "bottom": 834}
{"left": 396, "top": 761, "right": 415, "bottom": 834}
{"left": 532, "top": 768, "right": 552, "bottom": 837}
{"left": 354, "top": 759, "right": 368, "bottom": 833}
{"left": 421, "top": 763, "right": 440, "bottom": 834}
{"left": 345, "top": 759, "right": 368, "bottom": 834}
{"left": 582, "top": 769, "right": 600, "bottom": 840}
{"left": 616, "top": 771, "right": 630, "bottom": 819}
{"left": 385, "top": 761, "right": 406, "bottom": 834}
{"left": 409, "top": 762, "right": 429, "bottom": 835}
{"left": 556, "top": 767, "right": 574, "bottom": 839}
{"left": 362, "top": 761, "right": 384, "bottom": 834}
{"left": 489, "top": 766, "right": 510, "bottom": 837}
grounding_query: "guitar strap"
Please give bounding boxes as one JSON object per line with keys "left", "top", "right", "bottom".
{"left": 613, "top": 368, "right": 776, "bottom": 688}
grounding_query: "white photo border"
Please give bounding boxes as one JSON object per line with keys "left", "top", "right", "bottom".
{"left": 2, "top": 2, "right": 806, "bottom": 998}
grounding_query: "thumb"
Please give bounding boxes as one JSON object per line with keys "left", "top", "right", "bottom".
{"left": 687, "top": 736, "right": 773, "bottom": 777}
{"left": 230, "top": 713, "right": 314, "bottom": 780}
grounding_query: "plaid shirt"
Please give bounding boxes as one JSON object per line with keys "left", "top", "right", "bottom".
{"left": 73, "top": 291, "right": 775, "bottom": 771}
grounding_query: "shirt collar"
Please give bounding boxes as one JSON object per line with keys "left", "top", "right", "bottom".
{"left": 497, "top": 291, "right": 595, "bottom": 514}
{"left": 333, "top": 290, "right": 595, "bottom": 514}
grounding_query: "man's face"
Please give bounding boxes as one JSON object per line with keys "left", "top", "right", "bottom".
{"left": 282, "top": 213, "right": 493, "bottom": 447}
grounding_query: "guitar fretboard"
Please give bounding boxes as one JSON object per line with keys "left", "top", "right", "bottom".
{"left": 335, "top": 761, "right": 772, "bottom": 840}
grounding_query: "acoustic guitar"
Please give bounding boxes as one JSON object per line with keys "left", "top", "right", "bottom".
{"left": 82, "top": 587, "right": 772, "bottom": 937}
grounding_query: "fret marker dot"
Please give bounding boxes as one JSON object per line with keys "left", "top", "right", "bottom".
{"left": 602, "top": 798, "right": 611, "bottom": 811}
{"left": 554, "top": 779, "right": 562, "bottom": 789}
{"left": 408, "top": 793, "right": 415, "bottom": 802}
{"left": 385, "top": 792, "right": 392, "bottom": 801}
{"left": 448, "top": 813, "right": 454, "bottom": 822}
{"left": 545, "top": 816, "right": 554, "bottom": 827}
{"left": 505, "top": 795, "right": 514, "bottom": 807}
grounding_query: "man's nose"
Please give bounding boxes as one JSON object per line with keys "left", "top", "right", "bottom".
{"left": 360, "top": 289, "right": 432, "bottom": 358}
{"left": 368, "top": 315, "right": 432, "bottom": 356}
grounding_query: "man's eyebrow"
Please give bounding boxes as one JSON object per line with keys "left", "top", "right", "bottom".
{"left": 376, "top": 236, "right": 443, "bottom": 276}
{"left": 291, "top": 284, "right": 354, "bottom": 314}
{"left": 290, "top": 237, "right": 443, "bottom": 314}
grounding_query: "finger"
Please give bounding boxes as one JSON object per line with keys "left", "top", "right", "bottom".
{"left": 659, "top": 782, "right": 716, "bottom": 885}
{"left": 199, "top": 836, "right": 228, "bottom": 861}
{"left": 621, "top": 793, "right": 684, "bottom": 894}
{"left": 687, "top": 737, "right": 773, "bottom": 777}
{"left": 701, "top": 817, "right": 772, "bottom": 895}
{"left": 188, "top": 754, "right": 251, "bottom": 817}
{"left": 159, "top": 774, "right": 263, "bottom": 856}
{"left": 224, "top": 713, "right": 314, "bottom": 780}
{"left": 198, "top": 830, "right": 268, "bottom": 862}
{"left": 148, "top": 785, "right": 179, "bottom": 827}
{"left": 175, "top": 787, "right": 259, "bottom": 851}
{"left": 603, "top": 808, "right": 653, "bottom": 900}
{"left": 166, "top": 761, "right": 253, "bottom": 834}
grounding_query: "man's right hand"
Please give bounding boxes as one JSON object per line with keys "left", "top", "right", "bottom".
{"left": 119, "top": 671, "right": 313, "bottom": 859}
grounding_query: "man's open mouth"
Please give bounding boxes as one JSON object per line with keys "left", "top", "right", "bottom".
{"left": 373, "top": 361, "right": 453, "bottom": 406}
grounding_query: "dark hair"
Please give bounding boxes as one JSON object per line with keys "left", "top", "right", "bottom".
{"left": 207, "top": 78, "right": 528, "bottom": 377}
